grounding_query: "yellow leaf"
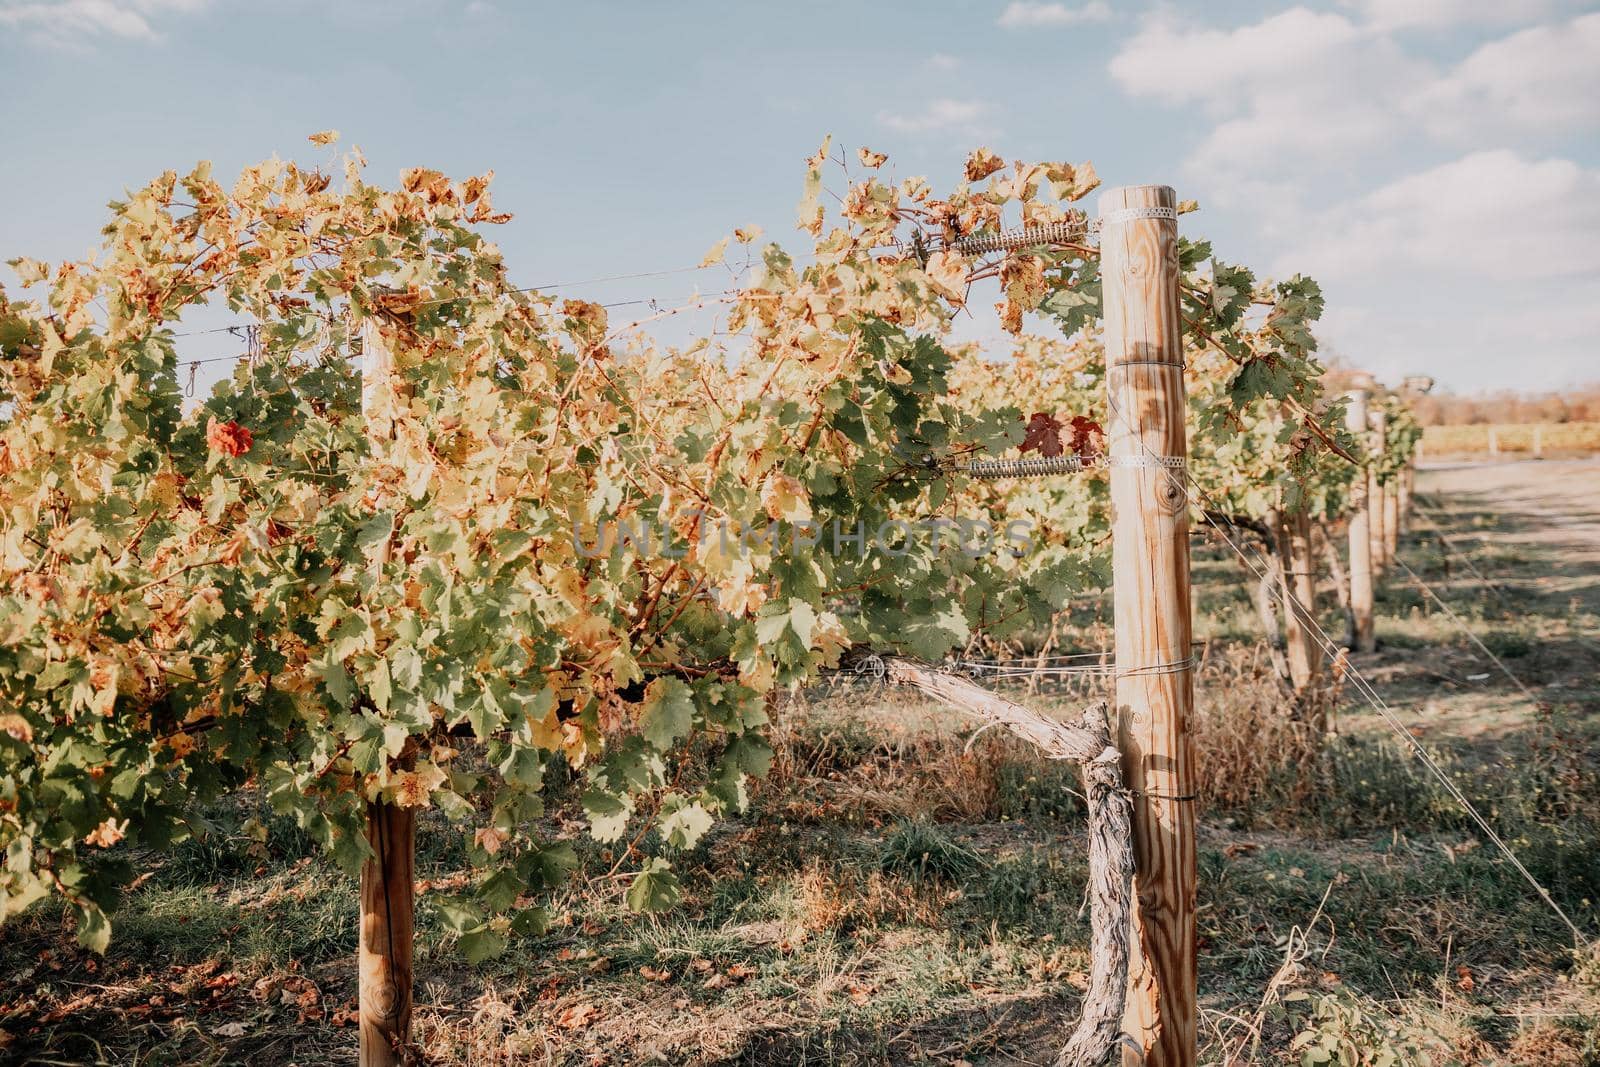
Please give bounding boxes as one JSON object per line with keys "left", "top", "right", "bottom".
{"left": 923, "top": 250, "right": 968, "bottom": 304}
{"left": 761, "top": 473, "right": 811, "bottom": 522}
{"left": 964, "top": 148, "right": 1006, "bottom": 183}
{"left": 474, "top": 826, "right": 509, "bottom": 856}
{"left": 308, "top": 129, "right": 339, "bottom": 146}
{"left": 699, "top": 237, "right": 730, "bottom": 267}
{"left": 389, "top": 761, "right": 448, "bottom": 808}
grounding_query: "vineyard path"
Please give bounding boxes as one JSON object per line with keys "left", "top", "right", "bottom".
{"left": 1372, "top": 457, "right": 1600, "bottom": 741}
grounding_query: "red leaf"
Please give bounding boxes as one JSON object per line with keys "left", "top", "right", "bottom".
{"left": 1019, "top": 412, "right": 1064, "bottom": 457}
{"left": 205, "top": 418, "right": 253, "bottom": 458}
{"left": 1067, "top": 415, "right": 1104, "bottom": 458}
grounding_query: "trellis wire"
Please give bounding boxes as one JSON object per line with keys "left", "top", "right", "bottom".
{"left": 1409, "top": 492, "right": 1504, "bottom": 593}
{"left": 1189, "top": 471, "right": 1590, "bottom": 946}
{"left": 1100, "top": 384, "right": 1589, "bottom": 945}
{"left": 1391, "top": 554, "right": 1543, "bottom": 706}
{"left": 167, "top": 262, "right": 720, "bottom": 339}
{"left": 1411, "top": 489, "right": 1600, "bottom": 657}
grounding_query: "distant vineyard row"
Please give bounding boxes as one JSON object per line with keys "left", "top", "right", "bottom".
{"left": 1422, "top": 421, "right": 1600, "bottom": 455}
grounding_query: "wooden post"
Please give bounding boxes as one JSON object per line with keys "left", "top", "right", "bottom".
{"left": 1282, "top": 509, "right": 1319, "bottom": 691}
{"left": 1397, "top": 463, "right": 1413, "bottom": 535}
{"left": 1533, "top": 424, "right": 1543, "bottom": 458}
{"left": 360, "top": 800, "right": 415, "bottom": 1066}
{"left": 358, "top": 319, "right": 415, "bottom": 1067}
{"left": 1367, "top": 408, "right": 1388, "bottom": 572}
{"left": 1382, "top": 480, "right": 1399, "bottom": 564}
{"left": 1346, "top": 392, "right": 1376, "bottom": 653}
{"left": 1319, "top": 521, "right": 1356, "bottom": 648}
{"left": 1100, "top": 184, "right": 1196, "bottom": 1067}
{"left": 1488, "top": 425, "right": 1499, "bottom": 457}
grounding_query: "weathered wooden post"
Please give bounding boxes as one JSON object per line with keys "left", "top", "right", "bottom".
{"left": 358, "top": 319, "right": 415, "bottom": 1067}
{"left": 1283, "top": 509, "right": 1319, "bottom": 692}
{"left": 1346, "top": 391, "right": 1376, "bottom": 653}
{"left": 1488, "top": 425, "right": 1499, "bottom": 457}
{"left": 1382, "top": 478, "right": 1400, "bottom": 564}
{"left": 1533, "top": 424, "right": 1543, "bottom": 459}
{"left": 1367, "top": 408, "right": 1389, "bottom": 572}
{"left": 1397, "top": 462, "right": 1413, "bottom": 535}
{"left": 1100, "top": 184, "right": 1196, "bottom": 1067}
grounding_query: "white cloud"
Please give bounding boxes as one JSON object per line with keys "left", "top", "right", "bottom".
{"left": 1284, "top": 151, "right": 1600, "bottom": 281}
{"left": 0, "top": 0, "right": 210, "bottom": 45}
{"left": 1110, "top": 8, "right": 1367, "bottom": 108}
{"left": 1342, "top": 0, "right": 1570, "bottom": 31}
{"left": 1110, "top": 8, "right": 1599, "bottom": 202}
{"left": 997, "top": 1, "right": 1111, "bottom": 29}
{"left": 1110, "top": 8, "right": 1431, "bottom": 194}
{"left": 1284, "top": 152, "right": 1600, "bottom": 390}
{"left": 1420, "top": 13, "right": 1600, "bottom": 138}
{"left": 878, "top": 98, "right": 988, "bottom": 134}
{"left": 1109, "top": 7, "right": 1600, "bottom": 390}
{"left": 926, "top": 52, "right": 962, "bottom": 71}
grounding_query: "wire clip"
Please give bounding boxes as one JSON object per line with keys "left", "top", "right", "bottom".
{"left": 1099, "top": 205, "right": 1178, "bottom": 227}
{"left": 1105, "top": 455, "right": 1186, "bottom": 470}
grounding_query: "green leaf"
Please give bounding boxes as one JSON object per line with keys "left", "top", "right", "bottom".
{"left": 510, "top": 905, "right": 548, "bottom": 937}
{"left": 458, "top": 926, "right": 507, "bottom": 963}
{"left": 75, "top": 903, "right": 112, "bottom": 954}
{"left": 638, "top": 677, "right": 694, "bottom": 750}
{"left": 435, "top": 897, "right": 484, "bottom": 935}
{"left": 625, "top": 858, "right": 681, "bottom": 913}
{"left": 582, "top": 784, "right": 632, "bottom": 842}
{"left": 658, "top": 796, "right": 715, "bottom": 850}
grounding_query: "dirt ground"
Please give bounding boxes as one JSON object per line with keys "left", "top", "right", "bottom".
{"left": 1419, "top": 458, "right": 1600, "bottom": 615}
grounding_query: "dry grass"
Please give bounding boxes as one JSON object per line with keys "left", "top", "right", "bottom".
{"left": 1422, "top": 421, "right": 1600, "bottom": 456}
{"left": 1190, "top": 644, "right": 1324, "bottom": 813}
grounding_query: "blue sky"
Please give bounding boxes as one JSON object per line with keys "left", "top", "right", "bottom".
{"left": 2, "top": 0, "right": 1597, "bottom": 394}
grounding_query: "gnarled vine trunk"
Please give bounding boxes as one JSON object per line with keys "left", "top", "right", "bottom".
{"left": 865, "top": 654, "right": 1135, "bottom": 1067}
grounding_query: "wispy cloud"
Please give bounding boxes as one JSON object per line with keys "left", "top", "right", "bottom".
{"left": 1420, "top": 13, "right": 1600, "bottom": 138}
{"left": 1109, "top": 9, "right": 1600, "bottom": 196}
{"left": 1109, "top": 5, "right": 1600, "bottom": 389}
{"left": 996, "top": 1, "right": 1111, "bottom": 29}
{"left": 1340, "top": 0, "right": 1576, "bottom": 32}
{"left": 0, "top": 0, "right": 212, "bottom": 47}
{"left": 926, "top": 52, "right": 961, "bottom": 71}
{"left": 1286, "top": 150, "right": 1600, "bottom": 282}
{"left": 878, "top": 98, "right": 989, "bottom": 135}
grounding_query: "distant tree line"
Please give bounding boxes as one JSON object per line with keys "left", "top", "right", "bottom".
{"left": 1409, "top": 384, "right": 1600, "bottom": 426}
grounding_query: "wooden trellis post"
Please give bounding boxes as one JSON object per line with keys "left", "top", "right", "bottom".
{"left": 358, "top": 319, "right": 416, "bottom": 1067}
{"left": 1367, "top": 407, "right": 1389, "bottom": 572}
{"left": 1345, "top": 391, "right": 1376, "bottom": 653}
{"left": 1282, "top": 509, "right": 1318, "bottom": 692}
{"left": 1382, "top": 477, "right": 1400, "bottom": 564}
{"left": 1100, "top": 184, "right": 1196, "bottom": 1067}
{"left": 1397, "top": 462, "right": 1413, "bottom": 535}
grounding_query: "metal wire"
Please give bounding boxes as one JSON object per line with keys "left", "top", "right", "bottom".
{"left": 1102, "top": 375, "right": 1591, "bottom": 946}
{"left": 1189, "top": 471, "right": 1590, "bottom": 945}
